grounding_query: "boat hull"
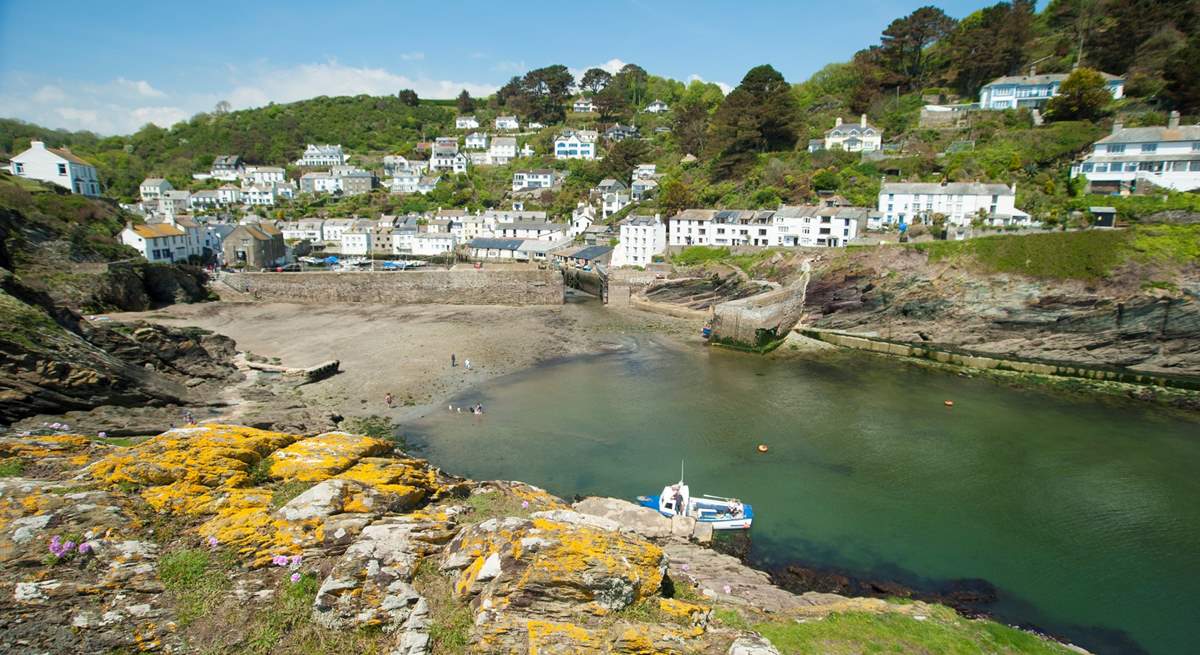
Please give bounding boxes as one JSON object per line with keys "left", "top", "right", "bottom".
{"left": 636, "top": 494, "right": 753, "bottom": 530}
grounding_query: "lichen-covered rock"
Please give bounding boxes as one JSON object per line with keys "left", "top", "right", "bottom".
{"left": 268, "top": 432, "right": 393, "bottom": 481}
{"left": 446, "top": 514, "right": 667, "bottom": 621}
{"left": 474, "top": 615, "right": 700, "bottom": 654}
{"left": 727, "top": 635, "right": 781, "bottom": 655}
{"left": 572, "top": 496, "right": 674, "bottom": 539}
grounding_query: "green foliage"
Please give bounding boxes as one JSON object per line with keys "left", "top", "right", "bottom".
{"left": 270, "top": 481, "right": 314, "bottom": 509}
{"left": 412, "top": 558, "right": 472, "bottom": 654}
{"left": 1164, "top": 33, "right": 1200, "bottom": 112}
{"left": 708, "top": 65, "right": 799, "bottom": 179}
{"left": 461, "top": 491, "right": 535, "bottom": 525}
{"left": 672, "top": 246, "right": 732, "bottom": 265}
{"left": 158, "top": 548, "right": 234, "bottom": 627}
{"left": 338, "top": 415, "right": 403, "bottom": 447}
{"left": 0, "top": 459, "right": 24, "bottom": 477}
{"left": 911, "top": 229, "right": 1131, "bottom": 280}
{"left": 1045, "top": 68, "right": 1112, "bottom": 122}
{"left": 753, "top": 608, "right": 1078, "bottom": 654}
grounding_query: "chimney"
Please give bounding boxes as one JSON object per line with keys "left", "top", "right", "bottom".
{"left": 1168, "top": 110, "right": 1180, "bottom": 129}
{"left": 1028, "top": 65, "right": 1036, "bottom": 77}
{"left": 31, "top": 140, "right": 45, "bottom": 148}
{"left": 835, "top": 117, "right": 842, "bottom": 127}
{"left": 861, "top": 113, "right": 867, "bottom": 127}
{"left": 1112, "top": 121, "right": 1123, "bottom": 135}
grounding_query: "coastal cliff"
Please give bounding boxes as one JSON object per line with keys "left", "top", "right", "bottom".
{"left": 0, "top": 424, "right": 1086, "bottom": 654}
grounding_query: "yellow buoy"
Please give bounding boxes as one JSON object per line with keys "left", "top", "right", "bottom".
{"left": 757, "top": 444, "right": 769, "bottom": 453}
{"left": 944, "top": 400, "right": 955, "bottom": 407}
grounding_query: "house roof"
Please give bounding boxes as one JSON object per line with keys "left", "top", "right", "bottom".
{"left": 669, "top": 209, "right": 718, "bottom": 221}
{"left": 1089, "top": 206, "right": 1117, "bottom": 213}
{"left": 882, "top": 182, "right": 1013, "bottom": 196}
{"left": 1096, "top": 125, "right": 1200, "bottom": 145}
{"left": 492, "top": 137, "right": 517, "bottom": 147}
{"left": 131, "top": 223, "right": 185, "bottom": 238}
{"left": 503, "top": 221, "right": 561, "bottom": 232}
{"left": 469, "top": 238, "right": 524, "bottom": 250}
{"left": 213, "top": 155, "right": 241, "bottom": 165}
{"left": 623, "top": 214, "right": 660, "bottom": 226}
{"left": 569, "top": 245, "right": 613, "bottom": 261}
{"left": 983, "top": 72, "right": 1121, "bottom": 87}
{"left": 192, "top": 189, "right": 219, "bottom": 198}
{"left": 141, "top": 178, "right": 168, "bottom": 186}
{"left": 45, "top": 145, "right": 92, "bottom": 166}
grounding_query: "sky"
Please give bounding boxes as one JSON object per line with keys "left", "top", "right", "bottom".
{"left": 0, "top": 0, "right": 1005, "bottom": 135}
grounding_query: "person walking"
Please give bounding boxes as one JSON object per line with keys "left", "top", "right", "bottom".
{"left": 450, "top": 353, "right": 456, "bottom": 367}
{"left": 384, "top": 392, "right": 394, "bottom": 408}
{"left": 464, "top": 359, "right": 472, "bottom": 370}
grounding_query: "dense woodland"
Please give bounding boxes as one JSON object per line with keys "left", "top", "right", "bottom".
{"left": 2, "top": 0, "right": 1198, "bottom": 226}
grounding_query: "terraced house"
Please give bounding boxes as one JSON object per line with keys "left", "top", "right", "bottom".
{"left": 1071, "top": 111, "right": 1200, "bottom": 194}
{"left": 978, "top": 69, "right": 1124, "bottom": 110}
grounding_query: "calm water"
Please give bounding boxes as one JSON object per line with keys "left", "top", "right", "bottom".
{"left": 406, "top": 338, "right": 1200, "bottom": 654}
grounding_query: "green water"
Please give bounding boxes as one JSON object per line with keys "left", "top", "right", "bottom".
{"left": 406, "top": 338, "right": 1200, "bottom": 654}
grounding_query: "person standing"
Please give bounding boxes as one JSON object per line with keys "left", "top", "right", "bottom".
{"left": 384, "top": 392, "right": 394, "bottom": 408}
{"left": 451, "top": 353, "right": 456, "bottom": 367}
{"left": 464, "top": 359, "right": 472, "bottom": 370}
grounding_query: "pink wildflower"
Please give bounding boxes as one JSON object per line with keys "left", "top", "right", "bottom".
{"left": 272, "top": 555, "right": 289, "bottom": 567}
{"left": 78, "top": 542, "right": 91, "bottom": 554}
{"left": 723, "top": 584, "right": 732, "bottom": 595}
{"left": 289, "top": 554, "right": 302, "bottom": 567}
{"left": 206, "top": 536, "right": 219, "bottom": 549}
{"left": 521, "top": 500, "right": 530, "bottom": 509}
{"left": 98, "top": 431, "right": 108, "bottom": 439}
{"left": 681, "top": 563, "right": 689, "bottom": 572}
{"left": 290, "top": 572, "right": 302, "bottom": 583}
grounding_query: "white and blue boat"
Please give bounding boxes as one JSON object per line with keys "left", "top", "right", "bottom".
{"left": 637, "top": 468, "right": 753, "bottom": 530}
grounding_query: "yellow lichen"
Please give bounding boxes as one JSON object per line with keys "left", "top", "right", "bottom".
{"left": 0, "top": 434, "right": 91, "bottom": 459}
{"left": 526, "top": 619, "right": 603, "bottom": 654}
{"left": 268, "top": 433, "right": 393, "bottom": 481}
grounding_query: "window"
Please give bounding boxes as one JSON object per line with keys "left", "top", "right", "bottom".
{"left": 57, "top": 163, "right": 67, "bottom": 175}
{"left": 1107, "top": 144, "right": 1125, "bottom": 154}
{"left": 1141, "top": 143, "right": 1157, "bottom": 153}
{"left": 1193, "top": 142, "right": 1200, "bottom": 152}
{"left": 14, "top": 162, "right": 24, "bottom": 174}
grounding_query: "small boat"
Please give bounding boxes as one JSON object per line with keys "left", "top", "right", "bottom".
{"left": 636, "top": 465, "right": 752, "bottom": 530}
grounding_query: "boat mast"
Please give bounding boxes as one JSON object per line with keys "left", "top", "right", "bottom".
{"left": 679, "top": 459, "right": 685, "bottom": 484}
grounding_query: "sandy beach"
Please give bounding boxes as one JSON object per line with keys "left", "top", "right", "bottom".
{"left": 111, "top": 294, "right": 702, "bottom": 423}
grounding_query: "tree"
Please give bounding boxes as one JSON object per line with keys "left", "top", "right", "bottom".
{"left": 397, "top": 89, "right": 419, "bottom": 106}
{"left": 500, "top": 65, "right": 574, "bottom": 124}
{"left": 672, "top": 99, "right": 710, "bottom": 156}
{"left": 657, "top": 177, "right": 694, "bottom": 218}
{"left": 213, "top": 100, "right": 231, "bottom": 115}
{"left": 580, "top": 68, "right": 613, "bottom": 95}
{"left": 941, "top": 1, "right": 1035, "bottom": 96}
{"left": 593, "top": 84, "right": 631, "bottom": 121}
{"left": 879, "top": 6, "right": 957, "bottom": 90}
{"left": 456, "top": 89, "right": 474, "bottom": 113}
{"left": 613, "top": 64, "right": 649, "bottom": 107}
{"left": 1045, "top": 67, "right": 1111, "bottom": 121}
{"left": 707, "top": 65, "right": 798, "bottom": 178}
{"left": 600, "top": 139, "right": 649, "bottom": 181}
{"left": 1164, "top": 34, "right": 1200, "bottom": 112}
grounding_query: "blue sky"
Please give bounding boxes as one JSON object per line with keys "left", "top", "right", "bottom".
{"left": 1, "top": 0, "right": 1005, "bottom": 135}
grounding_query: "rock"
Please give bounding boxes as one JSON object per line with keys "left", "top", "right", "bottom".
{"left": 728, "top": 635, "right": 781, "bottom": 655}
{"left": 529, "top": 508, "right": 621, "bottom": 533}
{"left": 671, "top": 514, "right": 696, "bottom": 539}
{"left": 571, "top": 496, "right": 673, "bottom": 539}
{"left": 691, "top": 521, "right": 714, "bottom": 544}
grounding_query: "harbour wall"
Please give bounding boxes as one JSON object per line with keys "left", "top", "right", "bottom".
{"left": 223, "top": 270, "right": 564, "bottom": 305}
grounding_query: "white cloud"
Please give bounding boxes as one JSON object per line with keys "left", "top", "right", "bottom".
{"left": 688, "top": 73, "right": 732, "bottom": 95}
{"left": 399, "top": 52, "right": 425, "bottom": 61}
{"left": 55, "top": 107, "right": 99, "bottom": 127}
{"left": 570, "top": 58, "right": 630, "bottom": 85}
{"left": 116, "top": 77, "right": 166, "bottom": 98}
{"left": 223, "top": 61, "right": 497, "bottom": 109}
{"left": 33, "top": 85, "right": 65, "bottom": 103}
{"left": 491, "top": 60, "right": 527, "bottom": 75}
{"left": 131, "top": 106, "right": 189, "bottom": 127}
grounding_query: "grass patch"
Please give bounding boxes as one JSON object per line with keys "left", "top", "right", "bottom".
{"left": 751, "top": 608, "right": 1078, "bottom": 655}
{"left": 412, "top": 558, "right": 472, "bottom": 654}
{"left": 910, "top": 230, "right": 1131, "bottom": 280}
{"left": 460, "top": 491, "right": 535, "bottom": 525}
{"left": 339, "top": 415, "right": 406, "bottom": 448}
{"left": 673, "top": 246, "right": 732, "bottom": 266}
{"left": 0, "top": 458, "right": 24, "bottom": 477}
{"left": 158, "top": 548, "right": 236, "bottom": 627}
{"left": 270, "top": 481, "right": 313, "bottom": 510}
{"left": 1129, "top": 224, "right": 1200, "bottom": 265}
{"left": 712, "top": 607, "right": 751, "bottom": 631}
{"left": 247, "top": 457, "right": 273, "bottom": 485}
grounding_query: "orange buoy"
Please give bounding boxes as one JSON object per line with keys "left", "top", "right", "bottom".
{"left": 757, "top": 444, "right": 769, "bottom": 453}
{"left": 944, "top": 400, "right": 955, "bottom": 407}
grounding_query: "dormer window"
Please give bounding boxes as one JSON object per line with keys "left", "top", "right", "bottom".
{"left": 1141, "top": 143, "right": 1157, "bottom": 153}
{"left": 1107, "top": 144, "right": 1125, "bottom": 154}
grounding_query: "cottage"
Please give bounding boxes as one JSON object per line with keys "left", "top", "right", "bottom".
{"left": 611, "top": 214, "right": 665, "bottom": 267}
{"left": 772, "top": 205, "right": 863, "bottom": 247}
{"left": 814, "top": 115, "right": 882, "bottom": 152}
{"left": 554, "top": 244, "right": 613, "bottom": 268}
{"left": 979, "top": 69, "right": 1124, "bottom": 110}
{"left": 1070, "top": 112, "right": 1200, "bottom": 193}
{"left": 602, "top": 188, "right": 631, "bottom": 219}
{"left": 120, "top": 222, "right": 188, "bottom": 263}
{"left": 416, "top": 176, "right": 442, "bottom": 193}
{"left": 569, "top": 204, "right": 597, "bottom": 237}
{"left": 489, "top": 137, "right": 518, "bottom": 165}
{"left": 494, "top": 220, "right": 566, "bottom": 241}
{"left": 210, "top": 155, "right": 243, "bottom": 180}
{"left": 217, "top": 184, "right": 242, "bottom": 205}
{"left": 877, "top": 182, "right": 1028, "bottom": 227}
{"left": 554, "top": 130, "right": 598, "bottom": 160}
{"left": 189, "top": 189, "right": 221, "bottom": 210}
{"left": 631, "top": 178, "right": 658, "bottom": 201}
{"left": 139, "top": 178, "right": 173, "bottom": 202}
{"left": 223, "top": 224, "right": 286, "bottom": 269}
{"left": 456, "top": 116, "right": 480, "bottom": 130}
{"left": 296, "top": 144, "right": 347, "bottom": 167}
{"left": 321, "top": 218, "right": 357, "bottom": 243}
{"left": 465, "top": 132, "right": 489, "bottom": 150}
{"left": 159, "top": 190, "right": 191, "bottom": 217}
{"left": 572, "top": 98, "right": 595, "bottom": 113}
{"left": 9, "top": 140, "right": 101, "bottom": 196}
{"left": 604, "top": 124, "right": 639, "bottom": 142}
{"left": 242, "top": 184, "right": 278, "bottom": 206}
{"left": 644, "top": 100, "right": 669, "bottom": 114}
{"left": 340, "top": 229, "right": 373, "bottom": 255}
{"left": 667, "top": 210, "right": 776, "bottom": 247}
{"left": 281, "top": 218, "right": 324, "bottom": 242}
{"left": 412, "top": 233, "right": 457, "bottom": 256}
{"left": 632, "top": 164, "right": 657, "bottom": 180}
{"left": 244, "top": 166, "right": 286, "bottom": 185}
{"left": 512, "top": 169, "right": 555, "bottom": 192}
{"left": 495, "top": 115, "right": 519, "bottom": 130}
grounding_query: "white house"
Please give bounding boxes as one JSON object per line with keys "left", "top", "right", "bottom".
{"left": 244, "top": 166, "right": 286, "bottom": 185}
{"left": 165, "top": 215, "right": 206, "bottom": 260}
{"left": 412, "top": 233, "right": 457, "bottom": 256}
{"left": 340, "top": 229, "right": 373, "bottom": 255}
{"left": 383, "top": 155, "right": 425, "bottom": 177}
{"left": 189, "top": 189, "right": 221, "bottom": 210}
{"left": 520, "top": 143, "right": 536, "bottom": 158}
{"left": 602, "top": 188, "right": 631, "bottom": 219}
{"left": 217, "top": 184, "right": 242, "bottom": 205}
{"left": 210, "top": 155, "right": 243, "bottom": 180}
{"left": 495, "top": 115, "right": 519, "bottom": 130}
{"left": 281, "top": 218, "right": 324, "bottom": 242}
{"left": 877, "top": 181, "right": 1028, "bottom": 227}
{"left": 1070, "top": 111, "right": 1200, "bottom": 193}
{"left": 242, "top": 184, "right": 278, "bottom": 206}
{"left": 140, "top": 178, "right": 174, "bottom": 202}
{"left": 644, "top": 100, "right": 669, "bottom": 114}
{"left": 465, "top": 132, "right": 489, "bottom": 149}
{"left": 416, "top": 175, "right": 442, "bottom": 193}
{"left": 300, "top": 171, "right": 339, "bottom": 194}
{"left": 296, "top": 144, "right": 347, "bottom": 167}
{"left": 772, "top": 206, "right": 862, "bottom": 247}
{"left": 611, "top": 214, "right": 665, "bottom": 267}
{"left": 572, "top": 98, "right": 595, "bottom": 113}
{"left": 430, "top": 138, "right": 468, "bottom": 174}
{"left": 979, "top": 69, "right": 1124, "bottom": 110}
{"left": 495, "top": 221, "right": 567, "bottom": 241}
{"left": 631, "top": 179, "right": 658, "bottom": 201}
{"left": 159, "top": 190, "right": 191, "bottom": 217}
{"left": 456, "top": 116, "right": 480, "bottom": 130}
{"left": 632, "top": 164, "right": 657, "bottom": 180}
{"left": 554, "top": 130, "right": 598, "bottom": 160}
{"left": 120, "top": 222, "right": 189, "bottom": 262}
{"left": 667, "top": 209, "right": 776, "bottom": 247}
{"left": 488, "top": 137, "right": 517, "bottom": 165}
{"left": 8, "top": 141, "right": 101, "bottom": 196}
{"left": 813, "top": 115, "right": 882, "bottom": 152}
{"left": 512, "top": 169, "right": 555, "bottom": 192}
{"left": 569, "top": 203, "right": 597, "bottom": 237}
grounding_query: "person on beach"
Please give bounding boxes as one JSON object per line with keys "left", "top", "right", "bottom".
{"left": 385, "top": 392, "right": 394, "bottom": 408}
{"left": 451, "top": 353, "right": 456, "bottom": 367}
{"left": 464, "top": 359, "right": 472, "bottom": 370}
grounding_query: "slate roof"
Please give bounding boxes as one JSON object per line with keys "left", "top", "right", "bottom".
{"left": 569, "top": 245, "right": 613, "bottom": 261}
{"left": 882, "top": 182, "right": 1013, "bottom": 196}
{"left": 468, "top": 238, "right": 524, "bottom": 250}
{"left": 983, "top": 72, "right": 1120, "bottom": 87}
{"left": 1096, "top": 125, "right": 1200, "bottom": 145}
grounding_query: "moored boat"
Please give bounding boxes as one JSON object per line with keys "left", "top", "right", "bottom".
{"left": 636, "top": 478, "right": 753, "bottom": 530}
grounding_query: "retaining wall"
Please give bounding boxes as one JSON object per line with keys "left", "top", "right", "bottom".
{"left": 224, "top": 270, "right": 563, "bottom": 305}
{"left": 710, "top": 269, "right": 810, "bottom": 347}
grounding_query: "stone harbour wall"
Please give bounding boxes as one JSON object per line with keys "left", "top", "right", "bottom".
{"left": 224, "top": 269, "right": 564, "bottom": 305}
{"left": 711, "top": 267, "right": 810, "bottom": 348}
